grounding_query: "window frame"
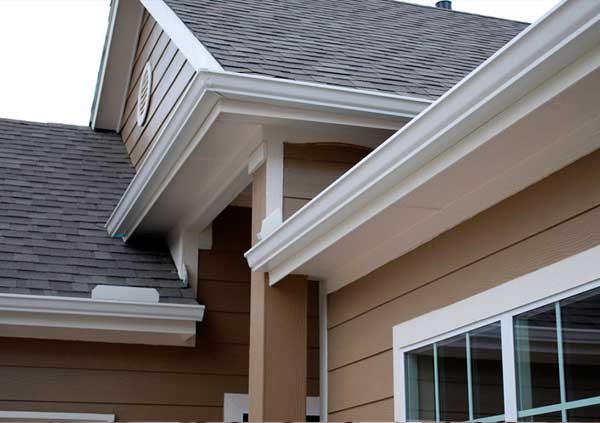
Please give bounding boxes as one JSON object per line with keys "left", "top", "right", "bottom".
{"left": 393, "top": 245, "right": 600, "bottom": 422}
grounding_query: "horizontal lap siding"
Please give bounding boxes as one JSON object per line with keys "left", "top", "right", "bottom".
{"left": 283, "top": 143, "right": 371, "bottom": 219}
{"left": 0, "top": 337, "right": 248, "bottom": 421}
{"left": 326, "top": 149, "right": 600, "bottom": 419}
{"left": 120, "top": 9, "right": 196, "bottom": 169}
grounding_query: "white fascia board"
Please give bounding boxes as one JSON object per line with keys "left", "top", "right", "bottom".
{"left": 106, "top": 71, "right": 431, "bottom": 240}
{"left": 0, "top": 293, "right": 205, "bottom": 347}
{"left": 205, "top": 70, "right": 431, "bottom": 120}
{"left": 0, "top": 411, "right": 115, "bottom": 422}
{"left": 140, "top": 0, "right": 223, "bottom": 72}
{"left": 90, "top": 0, "right": 119, "bottom": 129}
{"left": 244, "top": 0, "right": 600, "bottom": 283}
{"left": 91, "top": 0, "right": 144, "bottom": 131}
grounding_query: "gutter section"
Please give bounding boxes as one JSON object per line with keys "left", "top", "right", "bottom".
{"left": 0, "top": 293, "right": 205, "bottom": 347}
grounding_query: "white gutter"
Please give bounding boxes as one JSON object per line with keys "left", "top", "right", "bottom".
{"left": 0, "top": 293, "right": 205, "bottom": 347}
{"left": 203, "top": 71, "right": 430, "bottom": 119}
{"left": 105, "top": 71, "right": 431, "bottom": 239}
{"left": 245, "top": 0, "right": 600, "bottom": 284}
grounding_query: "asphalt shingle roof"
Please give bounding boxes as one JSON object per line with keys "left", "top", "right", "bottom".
{"left": 165, "top": 0, "right": 528, "bottom": 99}
{"left": 0, "top": 118, "right": 196, "bottom": 303}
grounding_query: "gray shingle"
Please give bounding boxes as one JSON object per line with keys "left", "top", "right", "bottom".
{"left": 164, "top": 0, "right": 528, "bottom": 99}
{"left": 0, "top": 118, "right": 196, "bottom": 304}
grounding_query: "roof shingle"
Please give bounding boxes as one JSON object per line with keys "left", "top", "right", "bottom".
{"left": 0, "top": 118, "right": 195, "bottom": 303}
{"left": 165, "top": 0, "right": 528, "bottom": 99}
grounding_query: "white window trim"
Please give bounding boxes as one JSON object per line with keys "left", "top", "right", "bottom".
{"left": 393, "top": 244, "right": 600, "bottom": 421}
{"left": 0, "top": 411, "right": 114, "bottom": 422}
{"left": 223, "top": 393, "right": 320, "bottom": 423}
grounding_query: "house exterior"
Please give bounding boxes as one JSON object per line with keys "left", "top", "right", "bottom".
{"left": 1, "top": 0, "right": 600, "bottom": 421}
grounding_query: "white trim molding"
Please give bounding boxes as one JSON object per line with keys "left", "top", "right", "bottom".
{"left": 393, "top": 244, "right": 600, "bottom": 421}
{"left": 0, "top": 411, "right": 115, "bottom": 422}
{"left": 139, "top": 0, "right": 222, "bottom": 72}
{"left": 0, "top": 293, "right": 205, "bottom": 347}
{"left": 90, "top": 0, "right": 144, "bottom": 130}
{"left": 244, "top": 0, "right": 600, "bottom": 289}
{"left": 223, "top": 393, "right": 320, "bottom": 423}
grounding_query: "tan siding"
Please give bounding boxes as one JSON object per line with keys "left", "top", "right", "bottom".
{"left": 329, "top": 350, "right": 393, "bottom": 412}
{"left": 128, "top": 60, "right": 195, "bottom": 167}
{"left": 0, "top": 338, "right": 248, "bottom": 376}
{"left": 283, "top": 143, "right": 371, "bottom": 219}
{"left": 329, "top": 398, "right": 395, "bottom": 421}
{"left": 122, "top": 41, "right": 178, "bottom": 126}
{"left": 119, "top": 8, "right": 196, "bottom": 169}
{"left": 1, "top": 366, "right": 246, "bottom": 406}
{"left": 327, "top": 150, "right": 600, "bottom": 417}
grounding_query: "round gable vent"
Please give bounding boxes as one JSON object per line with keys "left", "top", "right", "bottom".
{"left": 136, "top": 62, "right": 153, "bottom": 127}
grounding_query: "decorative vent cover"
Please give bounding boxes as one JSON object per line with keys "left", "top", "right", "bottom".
{"left": 136, "top": 62, "right": 152, "bottom": 127}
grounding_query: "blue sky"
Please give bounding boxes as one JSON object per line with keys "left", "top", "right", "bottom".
{"left": 0, "top": 0, "right": 559, "bottom": 126}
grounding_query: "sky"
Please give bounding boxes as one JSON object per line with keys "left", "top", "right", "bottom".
{"left": 0, "top": 0, "right": 560, "bottom": 126}
{"left": 403, "top": 0, "right": 560, "bottom": 23}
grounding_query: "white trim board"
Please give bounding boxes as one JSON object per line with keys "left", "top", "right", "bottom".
{"left": 0, "top": 411, "right": 115, "bottom": 422}
{"left": 244, "top": 0, "right": 600, "bottom": 290}
{"left": 0, "top": 293, "right": 205, "bottom": 347}
{"left": 223, "top": 393, "right": 320, "bottom": 423}
{"left": 91, "top": 0, "right": 144, "bottom": 131}
{"left": 140, "top": 0, "right": 222, "bottom": 72}
{"left": 392, "top": 244, "right": 600, "bottom": 421}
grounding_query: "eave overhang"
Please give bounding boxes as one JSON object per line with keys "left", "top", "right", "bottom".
{"left": 105, "top": 71, "right": 431, "bottom": 240}
{"left": 244, "top": 0, "right": 600, "bottom": 293}
{"left": 0, "top": 293, "right": 205, "bottom": 347}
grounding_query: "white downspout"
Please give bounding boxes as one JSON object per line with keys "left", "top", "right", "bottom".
{"left": 319, "top": 280, "right": 329, "bottom": 422}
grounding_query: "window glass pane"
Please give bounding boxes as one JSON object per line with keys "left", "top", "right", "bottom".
{"left": 515, "top": 303, "right": 561, "bottom": 410}
{"left": 406, "top": 345, "right": 435, "bottom": 421}
{"left": 438, "top": 335, "right": 469, "bottom": 421}
{"left": 561, "top": 288, "right": 600, "bottom": 402}
{"left": 519, "top": 411, "right": 562, "bottom": 422}
{"left": 567, "top": 404, "right": 600, "bottom": 421}
{"left": 471, "top": 322, "right": 504, "bottom": 419}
